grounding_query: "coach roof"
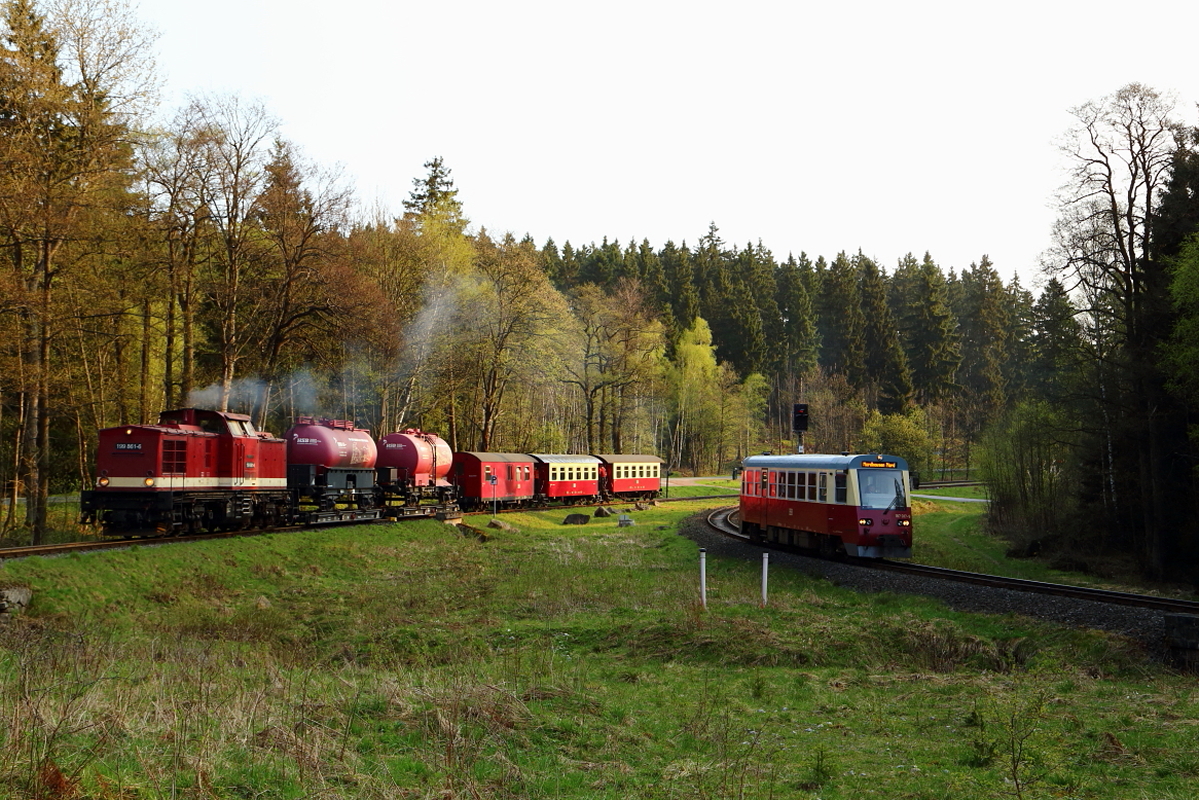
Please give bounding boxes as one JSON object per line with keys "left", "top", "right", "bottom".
{"left": 741, "top": 453, "right": 909, "bottom": 472}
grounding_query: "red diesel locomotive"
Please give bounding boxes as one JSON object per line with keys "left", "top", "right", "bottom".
{"left": 80, "top": 408, "right": 292, "bottom": 534}
{"left": 739, "top": 453, "right": 913, "bottom": 558}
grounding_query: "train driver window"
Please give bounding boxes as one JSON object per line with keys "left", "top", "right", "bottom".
{"left": 835, "top": 473, "right": 847, "bottom": 503}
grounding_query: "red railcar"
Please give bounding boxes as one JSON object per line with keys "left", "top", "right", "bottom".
{"left": 739, "top": 453, "right": 913, "bottom": 558}
{"left": 595, "top": 454, "right": 663, "bottom": 500}
{"left": 531, "top": 454, "right": 601, "bottom": 504}
{"left": 452, "top": 452, "right": 535, "bottom": 511}
{"left": 80, "top": 408, "right": 289, "bottom": 535}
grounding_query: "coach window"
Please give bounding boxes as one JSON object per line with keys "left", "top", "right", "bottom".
{"left": 485, "top": 466, "right": 493, "bottom": 481}
{"left": 818, "top": 472, "right": 828, "bottom": 502}
{"left": 835, "top": 473, "right": 847, "bottom": 504}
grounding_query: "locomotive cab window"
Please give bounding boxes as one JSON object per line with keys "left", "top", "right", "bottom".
{"left": 163, "top": 440, "right": 187, "bottom": 475}
{"left": 857, "top": 469, "right": 906, "bottom": 510}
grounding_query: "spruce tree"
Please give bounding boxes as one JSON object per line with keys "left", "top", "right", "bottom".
{"left": 859, "top": 254, "right": 912, "bottom": 413}
{"left": 817, "top": 251, "right": 867, "bottom": 386}
{"left": 895, "top": 253, "right": 959, "bottom": 404}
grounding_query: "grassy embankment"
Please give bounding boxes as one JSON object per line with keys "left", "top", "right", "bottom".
{"left": 0, "top": 496, "right": 1196, "bottom": 798}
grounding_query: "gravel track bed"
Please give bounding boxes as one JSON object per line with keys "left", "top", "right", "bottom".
{"left": 680, "top": 519, "right": 1168, "bottom": 656}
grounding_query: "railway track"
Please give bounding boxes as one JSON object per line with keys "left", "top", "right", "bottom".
{"left": 0, "top": 493, "right": 734, "bottom": 561}
{"left": 704, "top": 505, "right": 1199, "bottom": 616}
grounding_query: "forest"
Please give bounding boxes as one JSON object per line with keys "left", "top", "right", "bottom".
{"left": 4, "top": 1, "right": 1199, "bottom": 579}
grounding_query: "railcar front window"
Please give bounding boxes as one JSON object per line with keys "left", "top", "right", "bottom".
{"left": 857, "top": 469, "right": 905, "bottom": 509}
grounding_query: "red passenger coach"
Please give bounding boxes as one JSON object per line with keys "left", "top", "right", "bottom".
{"left": 739, "top": 453, "right": 913, "bottom": 558}
{"left": 452, "top": 452, "right": 535, "bottom": 511}
{"left": 80, "top": 408, "right": 289, "bottom": 535}
{"left": 596, "top": 454, "right": 663, "bottom": 500}
{"left": 531, "top": 454, "right": 601, "bottom": 503}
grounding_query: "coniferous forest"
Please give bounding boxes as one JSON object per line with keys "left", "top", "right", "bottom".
{"left": 4, "top": 2, "right": 1199, "bottom": 580}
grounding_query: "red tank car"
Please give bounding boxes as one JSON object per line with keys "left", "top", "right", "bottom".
{"left": 378, "top": 430, "right": 451, "bottom": 483}
{"left": 284, "top": 418, "right": 380, "bottom": 516}
{"left": 286, "top": 418, "right": 377, "bottom": 469}
{"left": 80, "top": 408, "right": 289, "bottom": 535}
{"left": 738, "top": 453, "right": 913, "bottom": 558}
{"left": 376, "top": 430, "right": 456, "bottom": 509}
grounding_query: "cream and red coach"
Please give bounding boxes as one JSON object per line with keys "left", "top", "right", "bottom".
{"left": 81, "top": 408, "right": 290, "bottom": 534}
{"left": 595, "top": 454, "right": 663, "bottom": 500}
{"left": 738, "top": 453, "right": 913, "bottom": 558}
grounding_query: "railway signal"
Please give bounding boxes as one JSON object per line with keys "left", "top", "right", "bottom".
{"left": 793, "top": 403, "right": 809, "bottom": 453}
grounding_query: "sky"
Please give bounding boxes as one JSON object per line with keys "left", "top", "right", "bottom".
{"left": 130, "top": 0, "right": 1199, "bottom": 288}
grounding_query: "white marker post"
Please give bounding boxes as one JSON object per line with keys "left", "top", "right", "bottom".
{"left": 761, "top": 552, "right": 769, "bottom": 607}
{"left": 699, "top": 548, "right": 708, "bottom": 609}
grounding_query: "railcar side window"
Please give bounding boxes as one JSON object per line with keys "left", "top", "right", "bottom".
{"left": 835, "top": 473, "right": 847, "bottom": 504}
{"left": 818, "top": 472, "right": 827, "bottom": 502}
{"left": 807, "top": 472, "right": 817, "bottom": 500}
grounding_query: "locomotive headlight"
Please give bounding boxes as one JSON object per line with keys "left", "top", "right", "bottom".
{"left": 125, "top": 428, "right": 133, "bottom": 435}
{"left": 143, "top": 477, "right": 155, "bottom": 487}
{"left": 97, "top": 476, "right": 110, "bottom": 487}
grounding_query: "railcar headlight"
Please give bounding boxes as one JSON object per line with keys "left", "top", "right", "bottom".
{"left": 897, "top": 519, "right": 911, "bottom": 527}
{"left": 858, "top": 518, "right": 873, "bottom": 526}
{"left": 97, "top": 477, "right": 109, "bottom": 487}
{"left": 144, "top": 477, "right": 155, "bottom": 487}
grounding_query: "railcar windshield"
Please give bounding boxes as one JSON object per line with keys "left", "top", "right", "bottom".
{"left": 857, "top": 469, "right": 906, "bottom": 510}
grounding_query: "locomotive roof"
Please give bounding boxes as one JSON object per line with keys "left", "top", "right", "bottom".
{"left": 594, "top": 454, "right": 664, "bottom": 464}
{"left": 529, "top": 454, "right": 602, "bottom": 464}
{"left": 742, "top": 453, "right": 909, "bottom": 471}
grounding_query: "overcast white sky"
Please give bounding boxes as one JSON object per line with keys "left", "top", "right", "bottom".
{"left": 133, "top": 0, "right": 1199, "bottom": 287}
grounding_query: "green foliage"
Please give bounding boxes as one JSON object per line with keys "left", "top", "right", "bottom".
{"left": 978, "top": 402, "right": 1079, "bottom": 556}
{"left": 1165, "top": 233, "right": 1199, "bottom": 399}
{"left": 858, "top": 407, "right": 934, "bottom": 476}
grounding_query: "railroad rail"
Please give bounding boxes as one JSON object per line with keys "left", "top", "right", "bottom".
{"left": 704, "top": 505, "right": 1199, "bottom": 615}
{"left": 0, "top": 493, "right": 733, "bottom": 560}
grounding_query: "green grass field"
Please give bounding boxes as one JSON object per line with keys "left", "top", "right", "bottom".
{"left": 0, "top": 499, "right": 1193, "bottom": 798}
